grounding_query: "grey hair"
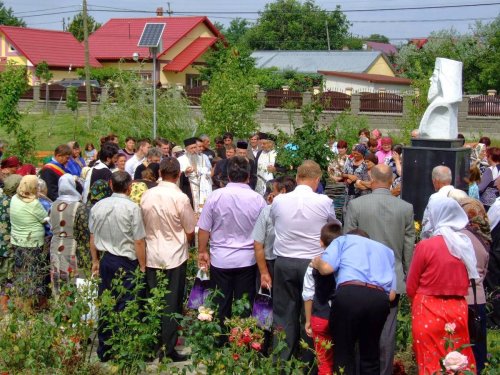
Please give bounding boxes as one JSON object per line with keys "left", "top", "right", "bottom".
{"left": 199, "top": 134, "right": 210, "bottom": 141}
{"left": 147, "top": 147, "right": 162, "bottom": 159}
{"left": 431, "top": 166, "right": 452, "bottom": 184}
{"left": 37, "top": 178, "right": 48, "bottom": 194}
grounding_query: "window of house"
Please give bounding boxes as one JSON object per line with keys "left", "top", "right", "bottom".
{"left": 186, "top": 74, "right": 202, "bottom": 89}
{"left": 9, "top": 45, "right": 16, "bottom": 52}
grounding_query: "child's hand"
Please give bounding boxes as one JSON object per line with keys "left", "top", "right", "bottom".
{"left": 389, "top": 290, "right": 396, "bottom": 302}
{"left": 305, "top": 321, "right": 313, "bottom": 337}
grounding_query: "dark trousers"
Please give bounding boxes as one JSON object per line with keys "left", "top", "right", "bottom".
{"left": 470, "top": 303, "right": 488, "bottom": 374}
{"left": 379, "top": 294, "right": 400, "bottom": 375}
{"left": 330, "top": 285, "right": 389, "bottom": 375}
{"left": 210, "top": 264, "right": 256, "bottom": 325}
{"left": 97, "top": 252, "right": 139, "bottom": 361}
{"left": 272, "top": 256, "right": 314, "bottom": 362}
{"left": 146, "top": 262, "right": 187, "bottom": 357}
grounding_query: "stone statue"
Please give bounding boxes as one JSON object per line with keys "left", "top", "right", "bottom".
{"left": 418, "top": 58, "right": 463, "bottom": 139}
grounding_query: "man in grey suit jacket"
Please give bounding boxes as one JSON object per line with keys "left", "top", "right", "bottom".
{"left": 344, "top": 164, "right": 415, "bottom": 375}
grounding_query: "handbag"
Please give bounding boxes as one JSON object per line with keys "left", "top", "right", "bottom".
{"left": 187, "top": 268, "right": 210, "bottom": 309}
{"left": 252, "top": 287, "right": 273, "bottom": 330}
{"left": 467, "top": 279, "right": 484, "bottom": 345}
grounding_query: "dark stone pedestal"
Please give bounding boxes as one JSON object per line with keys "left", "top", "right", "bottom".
{"left": 402, "top": 138, "right": 470, "bottom": 221}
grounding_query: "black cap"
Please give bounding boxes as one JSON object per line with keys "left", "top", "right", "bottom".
{"left": 236, "top": 141, "right": 248, "bottom": 149}
{"left": 183, "top": 137, "right": 198, "bottom": 147}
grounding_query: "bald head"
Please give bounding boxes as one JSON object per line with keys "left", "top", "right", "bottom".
{"left": 431, "top": 165, "right": 452, "bottom": 191}
{"left": 371, "top": 164, "right": 393, "bottom": 188}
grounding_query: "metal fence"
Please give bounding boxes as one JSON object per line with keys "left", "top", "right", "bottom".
{"left": 184, "top": 86, "right": 207, "bottom": 106}
{"left": 314, "top": 91, "right": 351, "bottom": 111}
{"left": 265, "top": 89, "right": 303, "bottom": 108}
{"left": 468, "top": 95, "right": 500, "bottom": 116}
{"left": 359, "top": 92, "right": 403, "bottom": 113}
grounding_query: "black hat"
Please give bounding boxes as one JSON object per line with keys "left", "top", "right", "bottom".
{"left": 236, "top": 141, "right": 248, "bottom": 149}
{"left": 183, "top": 137, "right": 198, "bottom": 147}
{"left": 258, "top": 132, "right": 268, "bottom": 140}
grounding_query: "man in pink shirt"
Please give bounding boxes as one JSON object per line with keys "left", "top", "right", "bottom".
{"left": 140, "top": 157, "right": 197, "bottom": 362}
{"left": 198, "top": 156, "right": 266, "bottom": 329}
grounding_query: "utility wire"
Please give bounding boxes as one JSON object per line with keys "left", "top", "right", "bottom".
{"left": 15, "top": 2, "right": 500, "bottom": 18}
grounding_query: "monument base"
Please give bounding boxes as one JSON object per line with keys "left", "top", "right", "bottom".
{"left": 402, "top": 138, "right": 471, "bottom": 221}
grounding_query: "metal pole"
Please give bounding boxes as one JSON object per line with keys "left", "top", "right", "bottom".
{"left": 83, "top": 0, "right": 92, "bottom": 128}
{"left": 325, "top": 20, "right": 331, "bottom": 51}
{"left": 152, "top": 48, "right": 157, "bottom": 139}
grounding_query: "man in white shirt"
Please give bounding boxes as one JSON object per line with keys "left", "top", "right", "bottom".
{"left": 124, "top": 139, "right": 151, "bottom": 178}
{"left": 255, "top": 135, "right": 278, "bottom": 196}
{"left": 270, "top": 160, "right": 339, "bottom": 362}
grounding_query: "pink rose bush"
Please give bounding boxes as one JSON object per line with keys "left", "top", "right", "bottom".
{"left": 443, "top": 351, "right": 468, "bottom": 372}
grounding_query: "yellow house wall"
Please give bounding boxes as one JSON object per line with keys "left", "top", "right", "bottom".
{"left": 366, "top": 56, "right": 395, "bottom": 77}
{"left": 160, "top": 23, "right": 214, "bottom": 60}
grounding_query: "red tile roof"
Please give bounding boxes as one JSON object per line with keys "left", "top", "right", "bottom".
{"left": 0, "top": 26, "right": 101, "bottom": 68}
{"left": 318, "top": 71, "right": 412, "bottom": 85}
{"left": 88, "top": 16, "right": 221, "bottom": 60}
{"left": 163, "top": 37, "right": 217, "bottom": 72}
{"left": 365, "top": 41, "right": 397, "bottom": 56}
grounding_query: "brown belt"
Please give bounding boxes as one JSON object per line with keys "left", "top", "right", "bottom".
{"left": 339, "top": 280, "right": 385, "bottom": 292}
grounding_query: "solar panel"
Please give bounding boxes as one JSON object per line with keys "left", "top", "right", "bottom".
{"left": 138, "top": 23, "right": 166, "bottom": 48}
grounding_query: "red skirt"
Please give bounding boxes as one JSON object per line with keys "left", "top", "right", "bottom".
{"left": 412, "top": 294, "right": 476, "bottom": 375}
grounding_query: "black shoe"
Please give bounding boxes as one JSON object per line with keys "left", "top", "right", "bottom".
{"left": 167, "top": 351, "right": 189, "bottom": 362}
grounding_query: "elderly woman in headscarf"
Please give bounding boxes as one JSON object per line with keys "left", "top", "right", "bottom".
{"left": 453, "top": 197, "right": 491, "bottom": 374}
{"left": 407, "top": 197, "right": 477, "bottom": 375}
{"left": 49, "top": 174, "right": 82, "bottom": 294}
{"left": 471, "top": 143, "right": 489, "bottom": 175}
{"left": 74, "top": 179, "right": 112, "bottom": 273}
{"left": 10, "top": 175, "right": 50, "bottom": 306}
{"left": 0, "top": 174, "right": 22, "bottom": 306}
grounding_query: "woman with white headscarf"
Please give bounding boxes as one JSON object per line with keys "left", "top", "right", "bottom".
{"left": 49, "top": 174, "right": 82, "bottom": 295}
{"left": 407, "top": 197, "right": 477, "bottom": 375}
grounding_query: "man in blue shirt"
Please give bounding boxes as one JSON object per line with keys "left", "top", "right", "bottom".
{"left": 312, "top": 230, "right": 396, "bottom": 375}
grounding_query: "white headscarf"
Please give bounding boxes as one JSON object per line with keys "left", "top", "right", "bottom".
{"left": 427, "top": 196, "right": 479, "bottom": 279}
{"left": 58, "top": 174, "right": 81, "bottom": 202}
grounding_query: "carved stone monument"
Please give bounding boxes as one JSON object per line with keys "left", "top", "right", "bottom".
{"left": 402, "top": 58, "right": 470, "bottom": 220}
{"left": 418, "top": 58, "right": 463, "bottom": 139}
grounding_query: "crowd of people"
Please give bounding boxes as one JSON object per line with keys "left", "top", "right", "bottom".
{"left": 0, "top": 129, "right": 498, "bottom": 374}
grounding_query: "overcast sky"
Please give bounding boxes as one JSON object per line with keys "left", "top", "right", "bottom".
{"left": 4, "top": 0, "right": 500, "bottom": 45}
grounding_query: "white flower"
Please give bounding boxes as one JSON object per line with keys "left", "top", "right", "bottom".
{"left": 444, "top": 322, "right": 456, "bottom": 334}
{"left": 197, "top": 312, "right": 213, "bottom": 321}
{"left": 443, "top": 351, "right": 468, "bottom": 372}
{"left": 198, "top": 305, "right": 214, "bottom": 315}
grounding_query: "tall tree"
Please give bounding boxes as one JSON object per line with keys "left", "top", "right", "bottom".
{"left": 223, "top": 18, "right": 251, "bottom": 46}
{"left": 365, "top": 34, "right": 390, "bottom": 43}
{"left": 67, "top": 11, "right": 101, "bottom": 42}
{"left": 245, "top": 0, "right": 350, "bottom": 50}
{"left": 0, "top": 1, "right": 25, "bottom": 26}
{"left": 35, "top": 61, "right": 53, "bottom": 112}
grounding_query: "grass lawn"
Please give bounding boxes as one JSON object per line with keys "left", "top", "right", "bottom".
{"left": 0, "top": 113, "right": 99, "bottom": 153}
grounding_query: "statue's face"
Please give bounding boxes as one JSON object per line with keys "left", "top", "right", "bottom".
{"left": 428, "top": 67, "right": 441, "bottom": 101}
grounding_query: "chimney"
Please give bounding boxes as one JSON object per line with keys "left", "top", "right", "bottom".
{"left": 156, "top": 7, "right": 164, "bottom": 17}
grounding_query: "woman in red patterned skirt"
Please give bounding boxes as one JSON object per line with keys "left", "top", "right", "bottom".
{"left": 407, "top": 197, "right": 478, "bottom": 374}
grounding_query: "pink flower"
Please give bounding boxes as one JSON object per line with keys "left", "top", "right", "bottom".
{"left": 251, "top": 342, "right": 262, "bottom": 351}
{"left": 444, "top": 322, "right": 456, "bottom": 334}
{"left": 443, "top": 351, "right": 468, "bottom": 372}
{"left": 232, "top": 353, "right": 240, "bottom": 361}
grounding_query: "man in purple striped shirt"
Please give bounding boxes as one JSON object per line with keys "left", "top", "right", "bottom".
{"left": 198, "top": 156, "right": 266, "bottom": 328}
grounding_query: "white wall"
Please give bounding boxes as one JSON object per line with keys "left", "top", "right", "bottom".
{"left": 323, "top": 76, "right": 412, "bottom": 94}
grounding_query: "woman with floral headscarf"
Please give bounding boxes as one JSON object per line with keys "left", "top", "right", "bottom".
{"left": 10, "top": 175, "right": 49, "bottom": 306}
{"left": 49, "top": 174, "right": 83, "bottom": 294}
{"left": 455, "top": 197, "right": 491, "bottom": 373}
{"left": 407, "top": 197, "right": 477, "bottom": 375}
